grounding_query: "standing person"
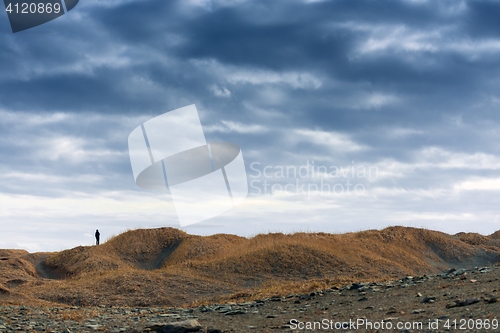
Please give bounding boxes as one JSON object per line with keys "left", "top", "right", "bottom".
{"left": 95, "top": 229, "right": 100, "bottom": 245}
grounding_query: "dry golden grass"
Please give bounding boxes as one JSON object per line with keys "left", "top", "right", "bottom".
{"left": 44, "top": 245, "right": 130, "bottom": 277}
{"left": 455, "top": 232, "right": 490, "bottom": 245}
{"left": 1, "top": 226, "right": 499, "bottom": 307}
{"left": 161, "top": 233, "right": 246, "bottom": 266}
{"left": 490, "top": 230, "right": 500, "bottom": 239}
{"left": 180, "top": 227, "right": 490, "bottom": 284}
{"left": 0, "top": 283, "right": 10, "bottom": 295}
{"left": 106, "top": 228, "right": 187, "bottom": 266}
{"left": 0, "top": 250, "right": 38, "bottom": 280}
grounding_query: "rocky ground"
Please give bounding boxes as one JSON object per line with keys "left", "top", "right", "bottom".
{"left": 0, "top": 264, "right": 499, "bottom": 333}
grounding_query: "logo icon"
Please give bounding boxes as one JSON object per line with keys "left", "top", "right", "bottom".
{"left": 128, "top": 105, "right": 248, "bottom": 226}
{"left": 3, "top": 0, "right": 79, "bottom": 33}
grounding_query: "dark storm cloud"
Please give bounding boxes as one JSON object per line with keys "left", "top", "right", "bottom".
{"left": 0, "top": 0, "right": 497, "bottom": 128}
{"left": 465, "top": 0, "right": 500, "bottom": 38}
{"left": 2, "top": 0, "right": 500, "bottom": 251}
{"left": 164, "top": 0, "right": 500, "bottom": 133}
{"left": 1, "top": 0, "right": 497, "bottom": 160}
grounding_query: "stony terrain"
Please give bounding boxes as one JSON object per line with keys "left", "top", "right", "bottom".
{"left": 0, "top": 264, "right": 499, "bottom": 332}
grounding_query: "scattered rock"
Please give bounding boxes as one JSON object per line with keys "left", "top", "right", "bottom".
{"left": 215, "top": 306, "right": 232, "bottom": 313}
{"left": 145, "top": 319, "right": 203, "bottom": 333}
{"left": 446, "top": 298, "right": 480, "bottom": 309}
{"left": 484, "top": 296, "right": 498, "bottom": 304}
{"left": 421, "top": 296, "right": 436, "bottom": 303}
{"left": 224, "top": 310, "right": 247, "bottom": 316}
{"left": 386, "top": 307, "right": 399, "bottom": 314}
{"left": 350, "top": 283, "right": 367, "bottom": 290}
{"left": 0, "top": 265, "right": 499, "bottom": 332}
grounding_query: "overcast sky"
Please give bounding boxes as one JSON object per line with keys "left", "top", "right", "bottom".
{"left": 2, "top": 0, "right": 500, "bottom": 252}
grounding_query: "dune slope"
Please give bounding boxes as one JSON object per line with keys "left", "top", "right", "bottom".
{"left": 0, "top": 226, "right": 498, "bottom": 307}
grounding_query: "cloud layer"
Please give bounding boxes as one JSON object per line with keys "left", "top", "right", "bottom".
{"left": 2, "top": 0, "right": 500, "bottom": 251}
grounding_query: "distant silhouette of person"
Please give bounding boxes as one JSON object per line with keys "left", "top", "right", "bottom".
{"left": 95, "top": 229, "right": 100, "bottom": 245}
